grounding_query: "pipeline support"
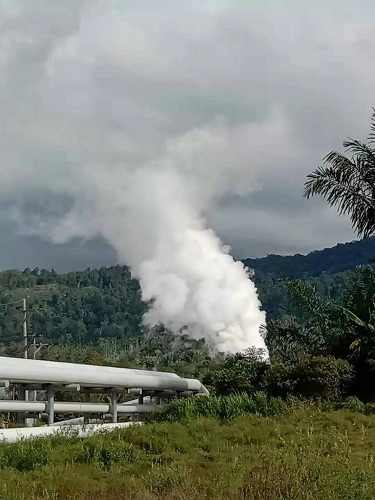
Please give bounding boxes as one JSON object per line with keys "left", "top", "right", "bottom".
{"left": 47, "top": 385, "right": 55, "bottom": 425}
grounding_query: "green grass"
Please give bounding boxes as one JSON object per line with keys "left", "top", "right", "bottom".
{"left": 1, "top": 404, "right": 375, "bottom": 499}
{"left": 158, "top": 392, "right": 288, "bottom": 421}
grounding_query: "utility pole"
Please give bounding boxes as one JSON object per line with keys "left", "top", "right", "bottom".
{"left": 22, "top": 297, "right": 29, "bottom": 408}
{"left": 22, "top": 296, "right": 32, "bottom": 426}
{"left": 23, "top": 297, "right": 28, "bottom": 360}
{"left": 18, "top": 296, "right": 47, "bottom": 426}
{"left": 33, "top": 339, "right": 49, "bottom": 359}
{"left": 20, "top": 295, "right": 48, "bottom": 425}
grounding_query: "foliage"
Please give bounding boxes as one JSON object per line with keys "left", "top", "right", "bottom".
{"left": 0, "top": 266, "right": 146, "bottom": 353}
{"left": 264, "top": 316, "right": 311, "bottom": 360}
{"left": 279, "top": 280, "right": 340, "bottom": 354}
{"left": 159, "top": 393, "right": 287, "bottom": 421}
{"left": 0, "top": 238, "right": 373, "bottom": 355}
{"left": 341, "top": 396, "right": 365, "bottom": 413}
{"left": 253, "top": 261, "right": 375, "bottom": 322}
{"left": 244, "top": 236, "right": 375, "bottom": 278}
{"left": 203, "top": 348, "right": 268, "bottom": 396}
{"left": 0, "top": 438, "right": 53, "bottom": 471}
{"left": 264, "top": 361, "right": 298, "bottom": 398}
{"left": 0, "top": 243, "right": 374, "bottom": 405}
{"left": 0, "top": 245, "right": 374, "bottom": 363}
{"left": 291, "top": 356, "right": 354, "bottom": 401}
{"left": 270, "top": 266, "right": 375, "bottom": 362}
{"left": 337, "top": 265, "right": 375, "bottom": 358}
{"left": 304, "top": 109, "right": 375, "bottom": 239}
{"left": 204, "top": 353, "right": 353, "bottom": 402}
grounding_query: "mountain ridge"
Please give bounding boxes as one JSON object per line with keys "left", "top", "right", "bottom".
{"left": 243, "top": 237, "right": 375, "bottom": 279}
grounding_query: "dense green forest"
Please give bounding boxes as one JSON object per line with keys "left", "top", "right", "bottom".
{"left": 244, "top": 236, "right": 375, "bottom": 278}
{"left": 0, "top": 266, "right": 146, "bottom": 349}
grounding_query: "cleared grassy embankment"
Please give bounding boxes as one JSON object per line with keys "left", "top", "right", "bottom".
{"left": 1, "top": 396, "right": 375, "bottom": 499}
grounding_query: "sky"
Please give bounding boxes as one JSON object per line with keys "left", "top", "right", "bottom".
{"left": 0, "top": 0, "right": 374, "bottom": 272}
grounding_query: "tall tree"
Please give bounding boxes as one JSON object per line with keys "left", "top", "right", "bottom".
{"left": 304, "top": 109, "right": 375, "bottom": 238}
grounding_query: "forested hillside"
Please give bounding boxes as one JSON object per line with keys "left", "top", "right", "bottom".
{"left": 0, "top": 266, "right": 212, "bottom": 373}
{"left": 253, "top": 267, "right": 352, "bottom": 319}
{"left": 243, "top": 237, "right": 375, "bottom": 278}
{"left": 0, "top": 266, "right": 146, "bottom": 350}
{"left": 0, "top": 237, "right": 373, "bottom": 355}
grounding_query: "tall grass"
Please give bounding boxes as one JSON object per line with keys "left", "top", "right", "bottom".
{"left": 1, "top": 405, "right": 375, "bottom": 498}
{"left": 159, "top": 392, "right": 288, "bottom": 421}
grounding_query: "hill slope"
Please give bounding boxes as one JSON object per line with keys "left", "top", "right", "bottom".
{"left": 244, "top": 237, "right": 375, "bottom": 278}
{"left": 0, "top": 266, "right": 146, "bottom": 352}
{"left": 0, "top": 238, "right": 372, "bottom": 350}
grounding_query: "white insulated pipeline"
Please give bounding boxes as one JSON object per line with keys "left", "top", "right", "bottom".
{"left": 0, "top": 356, "right": 208, "bottom": 394}
{"left": 0, "top": 401, "right": 157, "bottom": 413}
{"left": 0, "top": 422, "right": 142, "bottom": 444}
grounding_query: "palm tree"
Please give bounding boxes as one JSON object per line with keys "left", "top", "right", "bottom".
{"left": 263, "top": 315, "right": 314, "bottom": 361}
{"left": 304, "top": 109, "right": 375, "bottom": 238}
{"left": 280, "top": 266, "right": 375, "bottom": 360}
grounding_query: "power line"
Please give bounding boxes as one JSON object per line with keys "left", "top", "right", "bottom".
{"left": 0, "top": 299, "right": 24, "bottom": 308}
{"left": 0, "top": 335, "right": 23, "bottom": 343}
{"left": 0, "top": 287, "right": 52, "bottom": 309}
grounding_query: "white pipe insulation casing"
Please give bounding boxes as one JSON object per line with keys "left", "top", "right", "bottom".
{"left": 0, "top": 356, "right": 208, "bottom": 395}
{"left": 0, "top": 422, "right": 142, "bottom": 444}
{"left": 184, "top": 378, "right": 210, "bottom": 395}
{"left": 0, "top": 401, "right": 158, "bottom": 413}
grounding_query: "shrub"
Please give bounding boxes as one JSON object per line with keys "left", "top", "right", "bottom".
{"left": 78, "top": 440, "right": 136, "bottom": 470}
{"left": 0, "top": 438, "right": 53, "bottom": 471}
{"left": 364, "top": 403, "right": 375, "bottom": 415}
{"left": 265, "top": 362, "right": 297, "bottom": 398}
{"left": 292, "top": 356, "right": 354, "bottom": 401}
{"left": 203, "top": 348, "right": 268, "bottom": 396}
{"left": 265, "top": 356, "right": 353, "bottom": 401}
{"left": 265, "top": 356, "right": 354, "bottom": 401}
{"left": 205, "top": 351, "right": 353, "bottom": 402}
{"left": 341, "top": 396, "right": 365, "bottom": 413}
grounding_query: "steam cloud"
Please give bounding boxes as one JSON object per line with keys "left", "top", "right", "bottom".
{"left": 5, "top": 0, "right": 343, "bottom": 357}
{"left": 42, "top": 133, "right": 269, "bottom": 355}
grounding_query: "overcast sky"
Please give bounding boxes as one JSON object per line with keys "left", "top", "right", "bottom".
{"left": 0, "top": 0, "right": 373, "bottom": 272}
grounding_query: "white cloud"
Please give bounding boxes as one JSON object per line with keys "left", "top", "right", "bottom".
{"left": 0, "top": 0, "right": 374, "bottom": 262}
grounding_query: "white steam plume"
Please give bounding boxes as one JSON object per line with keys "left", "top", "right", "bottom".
{"left": 43, "top": 144, "right": 269, "bottom": 355}
{"left": 0, "top": 1, "right": 287, "bottom": 356}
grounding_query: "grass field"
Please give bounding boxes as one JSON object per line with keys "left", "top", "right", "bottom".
{"left": 1, "top": 404, "right": 375, "bottom": 499}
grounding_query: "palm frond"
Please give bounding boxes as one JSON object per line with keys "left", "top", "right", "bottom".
{"left": 343, "top": 138, "right": 375, "bottom": 162}
{"left": 304, "top": 109, "right": 375, "bottom": 239}
{"left": 264, "top": 317, "right": 319, "bottom": 360}
{"left": 341, "top": 266, "right": 375, "bottom": 322}
{"left": 304, "top": 156, "right": 375, "bottom": 238}
{"left": 367, "top": 108, "right": 375, "bottom": 144}
{"left": 336, "top": 305, "right": 375, "bottom": 332}
{"left": 284, "top": 280, "right": 332, "bottom": 330}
